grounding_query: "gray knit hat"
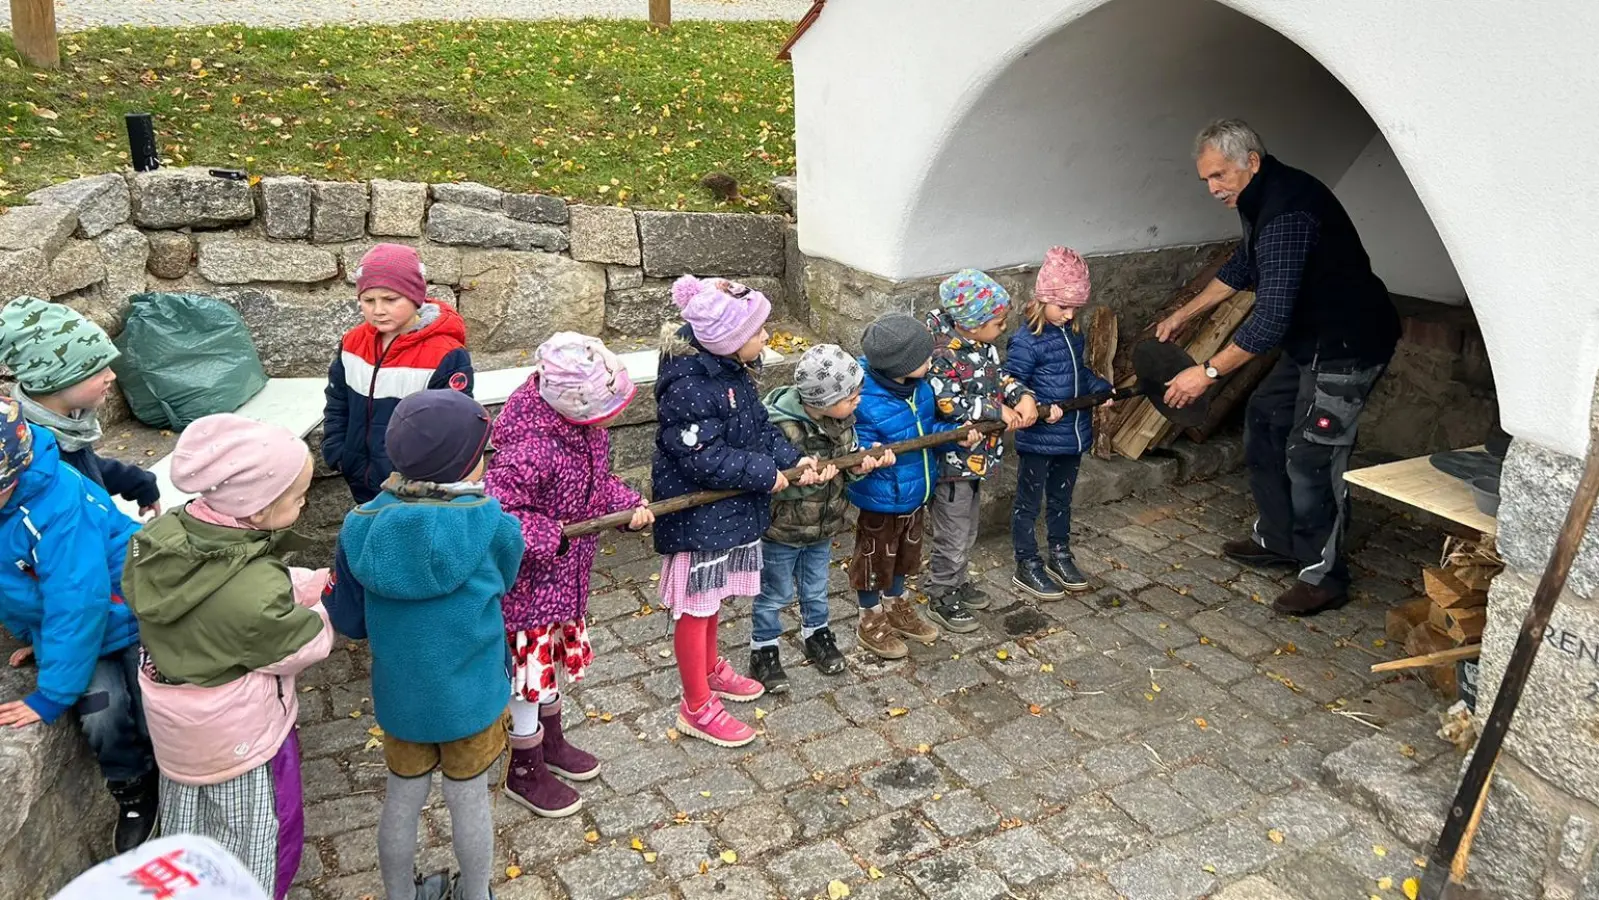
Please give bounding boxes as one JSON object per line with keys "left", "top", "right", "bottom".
{"left": 794, "top": 344, "right": 864, "bottom": 407}
{"left": 861, "top": 313, "right": 934, "bottom": 379}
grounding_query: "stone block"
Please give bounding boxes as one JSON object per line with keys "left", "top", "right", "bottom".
{"left": 0, "top": 205, "right": 79, "bottom": 256}
{"left": 1499, "top": 440, "right": 1599, "bottom": 599}
{"left": 771, "top": 175, "right": 797, "bottom": 212}
{"left": 84, "top": 225, "right": 149, "bottom": 333}
{"left": 311, "top": 181, "right": 369, "bottom": 244}
{"left": 504, "top": 192, "right": 569, "bottom": 224}
{"left": 636, "top": 211, "right": 785, "bottom": 277}
{"left": 569, "top": 205, "right": 640, "bottom": 265}
{"left": 784, "top": 221, "right": 806, "bottom": 318}
{"left": 367, "top": 179, "right": 427, "bottom": 237}
{"left": 1108, "top": 777, "right": 1209, "bottom": 837}
{"left": 1468, "top": 771, "right": 1558, "bottom": 899}
{"left": 132, "top": 167, "right": 255, "bottom": 229}
{"left": 554, "top": 846, "right": 656, "bottom": 900}
{"left": 843, "top": 812, "right": 940, "bottom": 865}
{"left": 922, "top": 790, "right": 999, "bottom": 838}
{"left": 27, "top": 174, "right": 130, "bottom": 238}
{"left": 207, "top": 283, "right": 362, "bottom": 376}
{"left": 45, "top": 239, "right": 106, "bottom": 297}
{"left": 197, "top": 235, "right": 339, "bottom": 285}
{"left": 0, "top": 249, "right": 48, "bottom": 300}
{"left": 1108, "top": 845, "right": 1216, "bottom": 900}
{"left": 606, "top": 266, "right": 643, "bottom": 290}
{"left": 457, "top": 250, "right": 604, "bottom": 352}
{"left": 432, "top": 181, "right": 503, "bottom": 211}
{"left": 427, "top": 203, "right": 568, "bottom": 252}
{"left": 146, "top": 232, "right": 194, "bottom": 279}
{"left": 339, "top": 239, "right": 462, "bottom": 287}
{"left": 906, "top": 853, "right": 1010, "bottom": 900}
{"left": 605, "top": 281, "right": 672, "bottom": 337}
{"left": 260, "top": 176, "right": 312, "bottom": 239}
{"left": 767, "top": 841, "right": 860, "bottom": 899}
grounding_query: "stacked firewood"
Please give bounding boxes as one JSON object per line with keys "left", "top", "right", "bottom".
{"left": 1385, "top": 537, "right": 1502, "bottom": 694}
{"left": 1094, "top": 246, "right": 1277, "bottom": 460}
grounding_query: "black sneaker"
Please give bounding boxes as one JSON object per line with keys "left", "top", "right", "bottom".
{"left": 108, "top": 773, "right": 159, "bottom": 855}
{"left": 1045, "top": 545, "right": 1090, "bottom": 591}
{"left": 803, "top": 627, "right": 847, "bottom": 675}
{"left": 1222, "top": 538, "right": 1298, "bottom": 569}
{"left": 955, "top": 580, "right": 991, "bottom": 610}
{"left": 1012, "top": 559, "right": 1066, "bottom": 600}
{"left": 749, "top": 646, "right": 790, "bottom": 694}
{"left": 925, "top": 586, "right": 979, "bottom": 634}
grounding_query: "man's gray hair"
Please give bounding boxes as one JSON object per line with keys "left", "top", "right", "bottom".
{"left": 1194, "top": 119, "right": 1266, "bottom": 165}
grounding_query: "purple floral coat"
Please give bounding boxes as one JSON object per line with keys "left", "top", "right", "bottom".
{"left": 485, "top": 377, "right": 643, "bottom": 630}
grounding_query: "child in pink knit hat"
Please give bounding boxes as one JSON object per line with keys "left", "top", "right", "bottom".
{"left": 483, "top": 334, "right": 653, "bottom": 818}
{"left": 1003, "top": 246, "right": 1115, "bottom": 602}
{"left": 651, "top": 276, "right": 823, "bottom": 748}
{"left": 125, "top": 415, "right": 332, "bottom": 900}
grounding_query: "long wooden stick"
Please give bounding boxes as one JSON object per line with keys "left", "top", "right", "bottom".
{"left": 1449, "top": 766, "right": 1495, "bottom": 887}
{"left": 1421, "top": 433, "right": 1599, "bottom": 898}
{"left": 1369, "top": 644, "right": 1481, "bottom": 673}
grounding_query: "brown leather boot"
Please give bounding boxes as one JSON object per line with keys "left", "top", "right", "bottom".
{"left": 856, "top": 606, "right": 909, "bottom": 660}
{"left": 1271, "top": 581, "right": 1349, "bottom": 616}
{"left": 885, "top": 594, "right": 939, "bottom": 645}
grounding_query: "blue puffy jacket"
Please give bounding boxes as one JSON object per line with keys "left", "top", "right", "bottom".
{"left": 1005, "top": 324, "right": 1114, "bottom": 456}
{"left": 847, "top": 366, "right": 962, "bottom": 515}
{"left": 651, "top": 326, "right": 801, "bottom": 554}
{"left": 0, "top": 427, "right": 142, "bottom": 723}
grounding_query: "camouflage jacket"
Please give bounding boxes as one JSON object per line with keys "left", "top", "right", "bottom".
{"left": 763, "top": 385, "right": 861, "bottom": 546}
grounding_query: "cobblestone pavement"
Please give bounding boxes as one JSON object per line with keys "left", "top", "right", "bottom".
{"left": 3, "top": 0, "right": 812, "bottom": 32}
{"left": 288, "top": 471, "right": 1461, "bottom": 900}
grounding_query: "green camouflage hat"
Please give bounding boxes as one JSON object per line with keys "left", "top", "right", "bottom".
{"left": 0, "top": 296, "right": 120, "bottom": 394}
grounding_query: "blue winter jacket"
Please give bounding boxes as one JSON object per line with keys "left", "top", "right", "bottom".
{"left": 1005, "top": 324, "right": 1114, "bottom": 456}
{"left": 0, "top": 427, "right": 142, "bottom": 723}
{"left": 847, "top": 365, "right": 963, "bottom": 515}
{"left": 651, "top": 326, "right": 801, "bottom": 554}
{"left": 59, "top": 443, "right": 160, "bottom": 509}
{"left": 330, "top": 488, "right": 522, "bottom": 745}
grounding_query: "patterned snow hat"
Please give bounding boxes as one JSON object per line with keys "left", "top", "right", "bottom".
{"left": 794, "top": 344, "right": 864, "bottom": 408}
{"left": 0, "top": 296, "right": 120, "bottom": 394}
{"left": 1034, "top": 246, "right": 1091, "bottom": 308}
{"left": 671, "top": 275, "right": 772, "bottom": 356}
{"left": 938, "top": 269, "right": 1010, "bottom": 329}
{"left": 0, "top": 398, "right": 34, "bottom": 494}
{"left": 536, "top": 332, "right": 638, "bottom": 425}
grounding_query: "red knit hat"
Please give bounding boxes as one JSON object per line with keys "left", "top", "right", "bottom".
{"left": 355, "top": 244, "right": 427, "bottom": 308}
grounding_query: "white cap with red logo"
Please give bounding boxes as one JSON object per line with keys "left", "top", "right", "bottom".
{"left": 51, "top": 836, "right": 269, "bottom": 900}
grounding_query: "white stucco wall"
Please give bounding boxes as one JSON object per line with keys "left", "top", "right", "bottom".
{"left": 790, "top": 0, "right": 1599, "bottom": 457}
{"left": 1333, "top": 133, "right": 1467, "bottom": 304}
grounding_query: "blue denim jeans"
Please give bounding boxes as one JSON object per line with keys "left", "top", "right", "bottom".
{"left": 1011, "top": 452, "right": 1082, "bottom": 562}
{"left": 75, "top": 644, "right": 156, "bottom": 784}
{"left": 752, "top": 539, "right": 834, "bottom": 647}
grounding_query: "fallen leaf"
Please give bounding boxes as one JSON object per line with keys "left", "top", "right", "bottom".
{"left": 1399, "top": 744, "right": 1417, "bottom": 759}
{"left": 916, "top": 743, "right": 931, "bottom": 754}
{"left": 666, "top": 727, "right": 681, "bottom": 741}
{"left": 658, "top": 648, "right": 673, "bottom": 658}
{"left": 584, "top": 830, "right": 599, "bottom": 844}
{"left": 362, "top": 737, "right": 382, "bottom": 751}
{"left": 505, "top": 865, "right": 522, "bottom": 880}
{"left": 1144, "top": 692, "right": 1156, "bottom": 702}
{"left": 827, "top": 880, "right": 851, "bottom": 899}
{"left": 599, "top": 712, "right": 614, "bottom": 723}
{"left": 1267, "top": 829, "right": 1285, "bottom": 844}
{"left": 1199, "top": 636, "right": 1212, "bottom": 645}
{"left": 649, "top": 573, "right": 660, "bottom": 582}
{"left": 1403, "top": 877, "right": 1420, "bottom": 899}
{"left": 30, "top": 105, "right": 59, "bottom": 120}
{"left": 1377, "top": 877, "right": 1394, "bottom": 890}
{"left": 887, "top": 707, "right": 909, "bottom": 717}
{"left": 1194, "top": 717, "right": 1209, "bottom": 729}
{"left": 699, "top": 860, "right": 709, "bottom": 875}
{"left": 630, "top": 836, "right": 645, "bottom": 851}
{"left": 1414, "top": 857, "right": 1427, "bottom": 868}
{"left": 755, "top": 707, "right": 767, "bottom": 720}
{"left": 1373, "top": 845, "right": 1388, "bottom": 857}
{"left": 347, "top": 710, "right": 361, "bottom": 719}
{"left": 1039, "top": 663, "right": 1054, "bottom": 673}
{"left": 699, "top": 790, "right": 712, "bottom": 797}
{"left": 996, "top": 649, "right": 1009, "bottom": 660}
{"left": 868, "top": 866, "right": 885, "bottom": 880}
{"left": 1028, "top": 704, "right": 1044, "bottom": 716}
{"left": 720, "top": 850, "right": 738, "bottom": 864}
{"left": 1373, "top": 638, "right": 1388, "bottom": 648}
{"left": 366, "top": 726, "right": 384, "bottom": 737}
{"left": 1150, "top": 682, "right": 1162, "bottom": 693}
{"left": 1202, "top": 864, "right": 1217, "bottom": 874}
{"left": 642, "top": 851, "right": 658, "bottom": 863}
{"left": 931, "top": 793, "right": 942, "bottom": 801}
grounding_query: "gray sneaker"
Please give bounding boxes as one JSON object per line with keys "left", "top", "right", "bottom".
{"left": 925, "top": 585, "right": 979, "bottom": 633}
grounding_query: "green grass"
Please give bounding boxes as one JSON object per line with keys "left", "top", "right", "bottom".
{"left": 0, "top": 19, "right": 796, "bottom": 211}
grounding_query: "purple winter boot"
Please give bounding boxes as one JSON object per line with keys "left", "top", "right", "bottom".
{"left": 506, "top": 730, "right": 582, "bottom": 818}
{"left": 539, "top": 697, "right": 600, "bottom": 782}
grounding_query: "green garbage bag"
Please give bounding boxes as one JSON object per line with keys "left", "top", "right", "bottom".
{"left": 113, "top": 293, "right": 269, "bottom": 430}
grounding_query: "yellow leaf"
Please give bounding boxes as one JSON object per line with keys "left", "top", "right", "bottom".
{"left": 630, "top": 836, "right": 645, "bottom": 851}
{"left": 1373, "top": 845, "right": 1388, "bottom": 857}
{"left": 931, "top": 793, "right": 942, "bottom": 801}
{"left": 868, "top": 867, "right": 884, "bottom": 880}
{"left": 599, "top": 712, "right": 614, "bottom": 723}
{"left": 1150, "top": 682, "right": 1162, "bottom": 693}
{"left": 1202, "top": 864, "right": 1217, "bottom": 874}
{"left": 1267, "top": 829, "right": 1285, "bottom": 844}
{"left": 1199, "top": 636, "right": 1212, "bottom": 645}
{"left": 1194, "top": 717, "right": 1209, "bottom": 729}
{"left": 505, "top": 865, "right": 522, "bottom": 880}
{"left": 666, "top": 727, "right": 681, "bottom": 741}
{"left": 1414, "top": 858, "right": 1427, "bottom": 868}
{"left": 1028, "top": 704, "right": 1044, "bottom": 716}
{"left": 30, "top": 105, "right": 59, "bottom": 120}
{"left": 887, "top": 707, "right": 909, "bottom": 717}
{"left": 367, "top": 726, "right": 384, "bottom": 737}
{"left": 754, "top": 707, "right": 767, "bottom": 720}
{"left": 1399, "top": 744, "right": 1417, "bottom": 759}
{"left": 996, "top": 649, "right": 1009, "bottom": 660}
{"left": 916, "top": 743, "right": 931, "bottom": 754}
{"left": 1377, "top": 877, "right": 1394, "bottom": 890}
{"left": 720, "top": 850, "right": 738, "bottom": 864}
{"left": 1403, "top": 877, "right": 1420, "bottom": 899}
{"left": 827, "top": 881, "right": 851, "bottom": 900}
{"left": 699, "top": 860, "right": 709, "bottom": 875}
{"left": 1039, "top": 663, "right": 1054, "bottom": 673}
{"left": 363, "top": 737, "right": 382, "bottom": 751}
{"left": 1374, "top": 638, "right": 1388, "bottom": 648}
{"left": 348, "top": 711, "right": 362, "bottom": 719}
{"left": 642, "top": 851, "right": 658, "bottom": 863}
{"left": 1144, "top": 692, "right": 1155, "bottom": 702}
{"left": 649, "top": 573, "right": 660, "bottom": 582}
{"left": 584, "top": 830, "right": 599, "bottom": 844}
{"left": 699, "top": 791, "right": 712, "bottom": 797}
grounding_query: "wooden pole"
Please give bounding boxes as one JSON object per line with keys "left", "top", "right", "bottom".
{"left": 648, "top": 0, "right": 671, "bottom": 31}
{"left": 9, "top": 0, "right": 60, "bottom": 69}
{"left": 1369, "top": 644, "right": 1481, "bottom": 673}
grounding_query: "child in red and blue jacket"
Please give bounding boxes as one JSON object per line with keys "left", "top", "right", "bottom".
{"left": 322, "top": 244, "right": 475, "bottom": 503}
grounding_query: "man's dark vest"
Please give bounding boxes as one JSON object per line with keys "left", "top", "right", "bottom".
{"left": 1237, "top": 155, "right": 1401, "bottom": 365}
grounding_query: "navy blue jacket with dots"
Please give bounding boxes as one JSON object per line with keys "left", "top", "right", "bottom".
{"left": 1004, "top": 323, "right": 1114, "bottom": 456}
{"left": 650, "top": 326, "right": 801, "bottom": 555}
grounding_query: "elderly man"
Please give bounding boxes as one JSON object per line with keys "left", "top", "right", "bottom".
{"left": 1159, "top": 119, "right": 1400, "bottom": 616}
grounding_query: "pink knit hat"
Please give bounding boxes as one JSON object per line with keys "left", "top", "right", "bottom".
{"left": 1035, "top": 246, "right": 1091, "bottom": 308}
{"left": 170, "top": 415, "right": 310, "bottom": 518}
{"left": 355, "top": 244, "right": 427, "bottom": 308}
{"left": 671, "top": 275, "right": 772, "bottom": 356}
{"left": 537, "top": 332, "right": 638, "bottom": 425}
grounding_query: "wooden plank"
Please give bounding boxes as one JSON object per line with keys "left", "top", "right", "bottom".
{"left": 648, "top": 0, "right": 672, "bottom": 29}
{"left": 1429, "top": 605, "right": 1486, "bottom": 643}
{"left": 1184, "top": 349, "right": 1276, "bottom": 443}
{"left": 1344, "top": 447, "right": 1498, "bottom": 536}
{"left": 1424, "top": 567, "right": 1490, "bottom": 609}
{"left": 1387, "top": 597, "right": 1433, "bottom": 642}
{"left": 9, "top": 0, "right": 59, "bottom": 68}
{"left": 1371, "top": 643, "right": 1481, "bottom": 673}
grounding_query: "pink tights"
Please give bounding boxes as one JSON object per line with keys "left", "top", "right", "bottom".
{"left": 673, "top": 613, "right": 720, "bottom": 711}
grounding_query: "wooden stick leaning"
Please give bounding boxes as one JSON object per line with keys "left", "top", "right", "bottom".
{"left": 1369, "top": 644, "right": 1481, "bottom": 673}
{"left": 1420, "top": 422, "right": 1599, "bottom": 898}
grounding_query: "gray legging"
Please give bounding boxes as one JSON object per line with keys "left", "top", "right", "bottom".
{"left": 378, "top": 771, "right": 494, "bottom": 900}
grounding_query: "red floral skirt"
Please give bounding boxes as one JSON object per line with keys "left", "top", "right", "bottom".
{"left": 508, "top": 619, "right": 594, "bottom": 704}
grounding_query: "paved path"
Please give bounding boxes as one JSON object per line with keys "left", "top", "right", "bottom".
{"left": 288, "top": 471, "right": 1458, "bottom": 900}
{"left": 4, "top": 0, "right": 812, "bottom": 32}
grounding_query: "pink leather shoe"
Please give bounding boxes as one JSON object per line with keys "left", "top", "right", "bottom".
{"left": 708, "top": 657, "right": 766, "bottom": 702}
{"left": 676, "top": 697, "right": 757, "bottom": 748}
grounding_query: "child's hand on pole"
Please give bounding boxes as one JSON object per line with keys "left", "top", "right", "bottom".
{"left": 628, "top": 506, "right": 655, "bottom": 531}
{"left": 1047, "top": 404, "right": 1064, "bottom": 424}
{"left": 7, "top": 646, "right": 32, "bottom": 668}
{"left": 0, "top": 700, "right": 41, "bottom": 728}
{"left": 1015, "top": 396, "right": 1039, "bottom": 428}
{"left": 772, "top": 471, "right": 790, "bottom": 493}
{"left": 1000, "top": 406, "right": 1022, "bottom": 432}
{"left": 961, "top": 428, "right": 984, "bottom": 448}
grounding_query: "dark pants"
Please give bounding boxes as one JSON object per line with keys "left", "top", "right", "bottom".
{"left": 77, "top": 643, "right": 156, "bottom": 784}
{"left": 1244, "top": 353, "right": 1387, "bottom": 591}
{"left": 1011, "top": 452, "right": 1082, "bottom": 562}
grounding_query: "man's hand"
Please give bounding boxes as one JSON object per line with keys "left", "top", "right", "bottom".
{"left": 0, "top": 700, "right": 41, "bottom": 728}
{"left": 1163, "top": 365, "right": 1214, "bottom": 409}
{"left": 628, "top": 506, "right": 655, "bottom": 531}
{"left": 960, "top": 428, "right": 984, "bottom": 448}
{"left": 1155, "top": 311, "right": 1189, "bottom": 342}
{"left": 7, "top": 646, "right": 32, "bottom": 668}
{"left": 1014, "top": 396, "right": 1040, "bottom": 429}
{"left": 1000, "top": 406, "right": 1023, "bottom": 432}
{"left": 1046, "top": 404, "right": 1064, "bottom": 424}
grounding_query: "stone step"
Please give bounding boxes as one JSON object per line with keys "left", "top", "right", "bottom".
{"left": 1319, "top": 711, "right": 1458, "bottom": 850}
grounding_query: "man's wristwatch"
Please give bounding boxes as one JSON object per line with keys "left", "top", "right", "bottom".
{"left": 1203, "top": 360, "right": 1220, "bottom": 380}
